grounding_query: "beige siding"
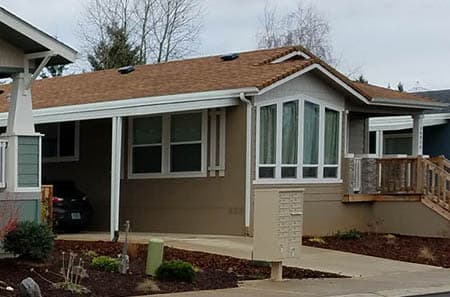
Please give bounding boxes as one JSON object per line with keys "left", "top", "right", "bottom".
{"left": 43, "top": 119, "right": 112, "bottom": 230}
{"left": 372, "top": 202, "right": 450, "bottom": 238}
{"left": 43, "top": 106, "right": 247, "bottom": 235}
{"left": 0, "top": 38, "right": 24, "bottom": 68}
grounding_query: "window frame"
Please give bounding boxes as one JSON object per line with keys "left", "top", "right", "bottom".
{"left": 128, "top": 110, "right": 208, "bottom": 179}
{"left": 38, "top": 121, "right": 80, "bottom": 163}
{"left": 255, "top": 95, "right": 342, "bottom": 184}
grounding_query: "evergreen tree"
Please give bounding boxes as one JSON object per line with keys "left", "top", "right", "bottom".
{"left": 40, "top": 65, "right": 66, "bottom": 78}
{"left": 87, "top": 25, "right": 142, "bottom": 71}
{"left": 358, "top": 74, "right": 368, "bottom": 84}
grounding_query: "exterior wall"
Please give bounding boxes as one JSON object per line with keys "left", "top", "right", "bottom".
{"left": 120, "top": 104, "right": 246, "bottom": 235}
{"left": 372, "top": 202, "right": 450, "bottom": 238}
{"left": 44, "top": 106, "right": 247, "bottom": 235}
{"left": 43, "top": 118, "right": 112, "bottom": 230}
{"left": 423, "top": 124, "right": 450, "bottom": 159}
{"left": 0, "top": 38, "right": 24, "bottom": 69}
{"left": 348, "top": 115, "right": 368, "bottom": 154}
{"left": 250, "top": 71, "right": 371, "bottom": 236}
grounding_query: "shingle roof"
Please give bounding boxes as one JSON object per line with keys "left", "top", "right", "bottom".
{"left": 0, "top": 46, "right": 435, "bottom": 112}
{"left": 414, "top": 89, "right": 450, "bottom": 113}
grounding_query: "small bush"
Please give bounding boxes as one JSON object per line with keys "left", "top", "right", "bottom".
{"left": 156, "top": 260, "right": 196, "bottom": 283}
{"left": 3, "top": 221, "right": 55, "bottom": 261}
{"left": 91, "top": 256, "right": 119, "bottom": 272}
{"left": 334, "top": 229, "right": 362, "bottom": 240}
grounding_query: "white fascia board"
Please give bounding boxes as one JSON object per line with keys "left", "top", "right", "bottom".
{"left": 370, "top": 97, "right": 448, "bottom": 110}
{"left": 271, "top": 51, "right": 311, "bottom": 63}
{"left": 0, "top": 87, "right": 257, "bottom": 126}
{"left": 0, "top": 7, "right": 78, "bottom": 63}
{"left": 369, "top": 113, "right": 450, "bottom": 131}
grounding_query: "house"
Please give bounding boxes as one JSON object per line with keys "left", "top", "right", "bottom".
{"left": 369, "top": 89, "right": 450, "bottom": 158}
{"left": 0, "top": 8, "right": 448, "bottom": 238}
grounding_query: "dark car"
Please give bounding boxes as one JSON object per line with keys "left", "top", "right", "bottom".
{"left": 47, "top": 181, "right": 92, "bottom": 232}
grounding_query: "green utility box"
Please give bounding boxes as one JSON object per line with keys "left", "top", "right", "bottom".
{"left": 146, "top": 238, "right": 164, "bottom": 276}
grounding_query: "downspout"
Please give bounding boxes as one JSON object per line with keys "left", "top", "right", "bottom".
{"left": 239, "top": 92, "right": 252, "bottom": 235}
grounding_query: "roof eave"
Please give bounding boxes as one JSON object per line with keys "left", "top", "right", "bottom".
{"left": 0, "top": 7, "right": 78, "bottom": 64}
{"left": 371, "top": 97, "right": 449, "bottom": 110}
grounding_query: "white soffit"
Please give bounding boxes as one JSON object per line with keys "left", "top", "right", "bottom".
{"left": 0, "top": 7, "right": 77, "bottom": 65}
{"left": 369, "top": 113, "right": 450, "bottom": 132}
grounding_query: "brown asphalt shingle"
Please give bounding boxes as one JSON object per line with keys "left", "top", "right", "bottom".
{"left": 0, "top": 46, "right": 434, "bottom": 112}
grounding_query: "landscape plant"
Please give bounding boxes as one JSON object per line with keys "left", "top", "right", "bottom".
{"left": 334, "top": 229, "right": 362, "bottom": 240}
{"left": 156, "top": 260, "right": 197, "bottom": 283}
{"left": 91, "top": 255, "right": 120, "bottom": 272}
{"left": 3, "top": 221, "right": 55, "bottom": 261}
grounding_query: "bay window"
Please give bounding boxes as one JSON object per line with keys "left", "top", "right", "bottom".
{"left": 257, "top": 98, "right": 341, "bottom": 182}
{"left": 129, "top": 111, "right": 207, "bottom": 178}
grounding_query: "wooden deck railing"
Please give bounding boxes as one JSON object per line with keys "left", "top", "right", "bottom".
{"left": 376, "top": 156, "right": 450, "bottom": 212}
{"left": 376, "top": 157, "right": 419, "bottom": 194}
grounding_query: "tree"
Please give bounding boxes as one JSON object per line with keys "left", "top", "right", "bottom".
{"left": 79, "top": 0, "right": 203, "bottom": 67}
{"left": 257, "top": 1, "right": 334, "bottom": 63}
{"left": 87, "top": 25, "right": 142, "bottom": 70}
{"left": 357, "top": 74, "right": 368, "bottom": 84}
{"left": 40, "top": 65, "right": 67, "bottom": 79}
{"left": 397, "top": 81, "right": 404, "bottom": 92}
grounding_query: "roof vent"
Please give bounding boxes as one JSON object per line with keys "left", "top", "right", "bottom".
{"left": 220, "top": 53, "right": 239, "bottom": 61}
{"left": 118, "top": 65, "right": 135, "bottom": 75}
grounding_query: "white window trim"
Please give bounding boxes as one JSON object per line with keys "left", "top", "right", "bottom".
{"left": 41, "top": 121, "right": 80, "bottom": 163}
{"left": 255, "top": 95, "right": 343, "bottom": 184}
{"left": 128, "top": 110, "right": 208, "bottom": 179}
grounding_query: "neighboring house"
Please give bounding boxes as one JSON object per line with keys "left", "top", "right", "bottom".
{"left": 0, "top": 45, "right": 447, "bottom": 238}
{"left": 369, "top": 89, "right": 450, "bottom": 158}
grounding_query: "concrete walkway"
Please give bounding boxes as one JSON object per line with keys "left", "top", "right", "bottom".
{"left": 59, "top": 232, "right": 450, "bottom": 297}
{"left": 58, "top": 232, "right": 443, "bottom": 278}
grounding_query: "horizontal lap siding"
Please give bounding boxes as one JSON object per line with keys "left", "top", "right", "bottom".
{"left": 121, "top": 105, "right": 247, "bottom": 235}
{"left": 18, "top": 136, "right": 39, "bottom": 188}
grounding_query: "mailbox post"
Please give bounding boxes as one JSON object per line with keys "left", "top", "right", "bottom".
{"left": 0, "top": 8, "right": 77, "bottom": 222}
{"left": 253, "top": 188, "right": 304, "bottom": 281}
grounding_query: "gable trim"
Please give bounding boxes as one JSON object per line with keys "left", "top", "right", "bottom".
{"left": 270, "top": 50, "right": 311, "bottom": 63}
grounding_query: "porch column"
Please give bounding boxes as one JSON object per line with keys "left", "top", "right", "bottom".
{"left": 110, "top": 116, "right": 122, "bottom": 240}
{"left": 412, "top": 114, "right": 424, "bottom": 156}
{"left": 376, "top": 130, "right": 384, "bottom": 157}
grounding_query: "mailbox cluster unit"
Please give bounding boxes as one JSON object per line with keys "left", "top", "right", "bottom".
{"left": 253, "top": 188, "right": 304, "bottom": 262}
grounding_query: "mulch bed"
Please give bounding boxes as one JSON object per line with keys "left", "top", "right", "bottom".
{"left": 303, "top": 233, "right": 450, "bottom": 268}
{"left": 0, "top": 240, "right": 343, "bottom": 297}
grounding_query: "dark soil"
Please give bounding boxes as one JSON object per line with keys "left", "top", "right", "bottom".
{"left": 303, "top": 233, "right": 450, "bottom": 268}
{"left": 0, "top": 240, "right": 342, "bottom": 297}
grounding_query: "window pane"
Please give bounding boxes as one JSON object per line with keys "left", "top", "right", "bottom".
{"left": 259, "top": 167, "right": 275, "bottom": 178}
{"left": 132, "top": 146, "right": 162, "bottom": 173}
{"left": 171, "top": 113, "right": 202, "bottom": 142}
{"left": 133, "top": 116, "right": 162, "bottom": 145}
{"left": 171, "top": 143, "right": 201, "bottom": 172}
{"left": 39, "top": 124, "right": 58, "bottom": 158}
{"left": 303, "top": 101, "right": 319, "bottom": 165}
{"left": 60, "top": 122, "right": 76, "bottom": 157}
{"left": 303, "top": 167, "right": 318, "bottom": 178}
{"left": 324, "top": 167, "right": 338, "bottom": 178}
{"left": 282, "top": 101, "right": 298, "bottom": 164}
{"left": 324, "top": 109, "right": 339, "bottom": 165}
{"left": 282, "top": 167, "right": 296, "bottom": 178}
{"left": 259, "top": 105, "right": 277, "bottom": 164}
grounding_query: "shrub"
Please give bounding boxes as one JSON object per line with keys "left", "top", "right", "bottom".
{"left": 91, "top": 255, "right": 120, "bottom": 272}
{"left": 334, "top": 229, "right": 362, "bottom": 240}
{"left": 308, "top": 237, "right": 327, "bottom": 244}
{"left": 3, "top": 221, "right": 55, "bottom": 261}
{"left": 156, "top": 260, "right": 196, "bottom": 283}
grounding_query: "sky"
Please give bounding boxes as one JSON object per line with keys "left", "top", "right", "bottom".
{"left": 2, "top": 0, "right": 450, "bottom": 91}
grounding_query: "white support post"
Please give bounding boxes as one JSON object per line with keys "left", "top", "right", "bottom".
{"left": 376, "top": 130, "right": 384, "bottom": 157}
{"left": 412, "top": 114, "right": 424, "bottom": 156}
{"left": 110, "top": 116, "right": 122, "bottom": 240}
